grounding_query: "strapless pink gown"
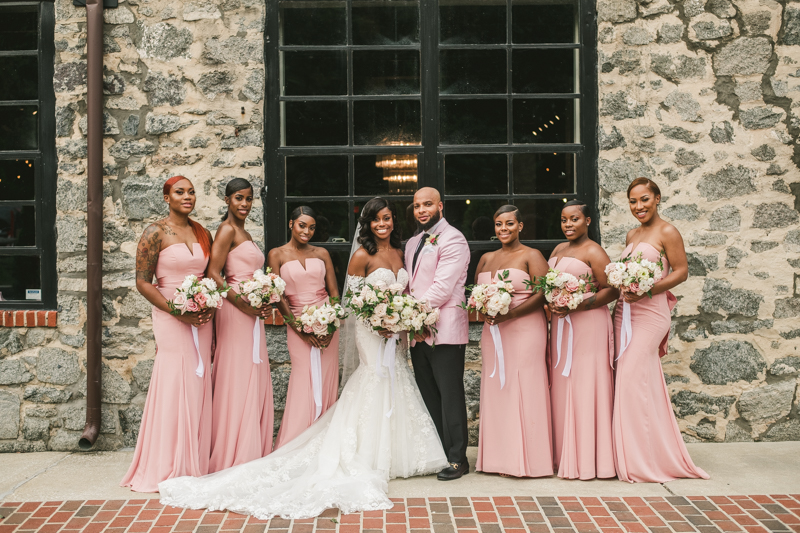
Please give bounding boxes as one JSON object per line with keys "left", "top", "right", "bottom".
{"left": 475, "top": 268, "right": 553, "bottom": 478}
{"left": 612, "top": 243, "right": 709, "bottom": 483}
{"left": 209, "top": 241, "right": 275, "bottom": 473}
{"left": 273, "top": 258, "right": 340, "bottom": 450}
{"left": 121, "top": 243, "right": 213, "bottom": 492}
{"left": 547, "top": 257, "right": 615, "bottom": 480}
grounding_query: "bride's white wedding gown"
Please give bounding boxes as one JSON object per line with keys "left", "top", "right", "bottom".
{"left": 159, "top": 268, "right": 448, "bottom": 519}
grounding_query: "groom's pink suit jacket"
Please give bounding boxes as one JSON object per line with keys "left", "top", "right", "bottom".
{"left": 405, "top": 219, "right": 470, "bottom": 346}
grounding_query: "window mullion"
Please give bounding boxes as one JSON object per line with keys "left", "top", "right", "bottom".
{"left": 419, "top": 0, "right": 439, "bottom": 191}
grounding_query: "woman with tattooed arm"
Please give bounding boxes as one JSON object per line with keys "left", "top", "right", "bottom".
{"left": 121, "top": 176, "right": 215, "bottom": 492}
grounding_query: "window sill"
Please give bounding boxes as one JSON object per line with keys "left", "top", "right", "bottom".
{"left": 1, "top": 310, "right": 57, "bottom": 328}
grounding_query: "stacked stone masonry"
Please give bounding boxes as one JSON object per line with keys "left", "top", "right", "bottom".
{"left": 0, "top": 0, "right": 799, "bottom": 452}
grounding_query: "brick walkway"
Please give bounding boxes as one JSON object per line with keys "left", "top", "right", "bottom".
{"left": 1, "top": 496, "right": 799, "bottom": 533}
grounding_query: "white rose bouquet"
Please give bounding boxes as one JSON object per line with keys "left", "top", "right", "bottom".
{"left": 461, "top": 270, "right": 515, "bottom": 317}
{"left": 237, "top": 267, "right": 286, "bottom": 308}
{"left": 168, "top": 275, "right": 229, "bottom": 315}
{"left": 527, "top": 269, "right": 596, "bottom": 311}
{"left": 604, "top": 252, "right": 664, "bottom": 298}
{"left": 346, "top": 280, "right": 439, "bottom": 337}
{"left": 292, "top": 301, "right": 348, "bottom": 339}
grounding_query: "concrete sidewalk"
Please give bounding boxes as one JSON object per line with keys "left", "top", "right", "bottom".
{"left": 1, "top": 442, "right": 799, "bottom": 502}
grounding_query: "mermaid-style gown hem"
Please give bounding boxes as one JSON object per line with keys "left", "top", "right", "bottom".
{"left": 159, "top": 268, "right": 448, "bottom": 519}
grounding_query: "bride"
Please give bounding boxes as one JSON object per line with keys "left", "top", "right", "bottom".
{"left": 159, "top": 197, "right": 448, "bottom": 518}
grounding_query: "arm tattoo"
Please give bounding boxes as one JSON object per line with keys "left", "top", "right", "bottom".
{"left": 582, "top": 294, "right": 598, "bottom": 310}
{"left": 136, "top": 225, "right": 162, "bottom": 283}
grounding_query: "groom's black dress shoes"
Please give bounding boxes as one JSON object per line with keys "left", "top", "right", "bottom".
{"left": 437, "top": 461, "right": 469, "bottom": 481}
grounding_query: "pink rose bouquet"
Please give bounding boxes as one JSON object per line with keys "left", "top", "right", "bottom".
{"left": 291, "top": 301, "right": 348, "bottom": 338}
{"left": 461, "top": 270, "right": 515, "bottom": 317}
{"left": 346, "top": 279, "right": 439, "bottom": 337}
{"left": 237, "top": 267, "right": 287, "bottom": 308}
{"left": 168, "top": 275, "right": 229, "bottom": 316}
{"left": 528, "top": 269, "right": 595, "bottom": 311}
{"left": 604, "top": 252, "right": 663, "bottom": 298}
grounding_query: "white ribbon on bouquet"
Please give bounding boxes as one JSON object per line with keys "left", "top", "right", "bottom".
{"left": 252, "top": 317, "right": 263, "bottom": 364}
{"left": 191, "top": 325, "right": 204, "bottom": 378}
{"left": 375, "top": 334, "right": 398, "bottom": 417}
{"left": 310, "top": 345, "right": 323, "bottom": 420}
{"left": 488, "top": 324, "right": 506, "bottom": 389}
{"left": 555, "top": 315, "right": 574, "bottom": 377}
{"left": 616, "top": 301, "right": 632, "bottom": 361}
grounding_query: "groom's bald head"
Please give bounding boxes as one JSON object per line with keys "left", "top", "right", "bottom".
{"left": 413, "top": 187, "right": 443, "bottom": 231}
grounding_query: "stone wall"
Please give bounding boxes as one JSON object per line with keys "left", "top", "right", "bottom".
{"left": 597, "top": 0, "right": 800, "bottom": 442}
{"left": 1, "top": 0, "right": 800, "bottom": 452}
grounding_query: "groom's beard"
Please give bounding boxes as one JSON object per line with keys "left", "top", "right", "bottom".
{"left": 417, "top": 210, "right": 442, "bottom": 232}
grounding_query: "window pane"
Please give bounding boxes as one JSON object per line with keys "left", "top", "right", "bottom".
{"left": 444, "top": 154, "right": 508, "bottom": 195}
{"left": 440, "top": 1, "right": 506, "bottom": 44}
{"left": 284, "top": 101, "right": 347, "bottom": 146}
{"left": 440, "top": 99, "right": 506, "bottom": 145}
{"left": 444, "top": 199, "right": 506, "bottom": 241}
{"left": 514, "top": 199, "right": 568, "bottom": 240}
{"left": 280, "top": 1, "right": 346, "bottom": 46}
{"left": 327, "top": 249, "right": 351, "bottom": 295}
{"left": 355, "top": 153, "right": 420, "bottom": 196}
{"left": 0, "top": 255, "right": 40, "bottom": 301}
{"left": 512, "top": 1, "right": 576, "bottom": 44}
{"left": 352, "top": 1, "right": 419, "bottom": 45}
{"left": 0, "top": 56, "right": 38, "bottom": 101}
{"left": 286, "top": 201, "right": 351, "bottom": 242}
{"left": 0, "top": 6, "right": 37, "bottom": 51}
{"left": 512, "top": 99, "right": 575, "bottom": 144}
{"left": 354, "top": 51, "right": 420, "bottom": 95}
{"left": 283, "top": 51, "right": 346, "bottom": 96}
{"left": 440, "top": 50, "right": 506, "bottom": 95}
{"left": 513, "top": 152, "right": 575, "bottom": 194}
{"left": 0, "top": 159, "right": 35, "bottom": 201}
{"left": 286, "top": 156, "right": 348, "bottom": 196}
{"left": 0, "top": 205, "right": 35, "bottom": 247}
{"left": 354, "top": 100, "right": 421, "bottom": 145}
{"left": 0, "top": 106, "right": 38, "bottom": 150}
{"left": 512, "top": 49, "right": 576, "bottom": 94}
{"left": 355, "top": 199, "right": 417, "bottom": 241}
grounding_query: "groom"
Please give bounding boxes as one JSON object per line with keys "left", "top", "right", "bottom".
{"left": 406, "top": 187, "right": 471, "bottom": 481}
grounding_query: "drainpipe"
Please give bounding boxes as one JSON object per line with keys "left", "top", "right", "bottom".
{"left": 79, "top": 0, "right": 104, "bottom": 450}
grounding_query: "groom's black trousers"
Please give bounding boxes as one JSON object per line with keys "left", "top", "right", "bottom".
{"left": 410, "top": 342, "right": 468, "bottom": 464}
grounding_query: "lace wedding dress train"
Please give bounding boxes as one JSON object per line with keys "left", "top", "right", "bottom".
{"left": 159, "top": 268, "right": 448, "bottom": 519}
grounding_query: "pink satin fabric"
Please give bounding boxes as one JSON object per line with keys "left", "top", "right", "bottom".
{"left": 208, "top": 241, "right": 275, "bottom": 472}
{"left": 121, "top": 243, "right": 213, "bottom": 492}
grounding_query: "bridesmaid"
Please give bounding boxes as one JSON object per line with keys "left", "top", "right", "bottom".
{"left": 121, "top": 176, "right": 214, "bottom": 492}
{"left": 268, "top": 206, "right": 340, "bottom": 449}
{"left": 547, "top": 200, "right": 618, "bottom": 480}
{"left": 474, "top": 205, "right": 552, "bottom": 478}
{"left": 207, "top": 178, "right": 275, "bottom": 473}
{"left": 613, "top": 177, "right": 709, "bottom": 483}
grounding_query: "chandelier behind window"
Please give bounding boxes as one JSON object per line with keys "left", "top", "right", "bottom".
{"left": 376, "top": 142, "right": 418, "bottom": 195}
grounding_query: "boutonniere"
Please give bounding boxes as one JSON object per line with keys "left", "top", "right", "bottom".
{"left": 425, "top": 234, "right": 439, "bottom": 246}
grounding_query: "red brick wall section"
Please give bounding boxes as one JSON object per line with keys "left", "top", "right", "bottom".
{"left": 0, "top": 310, "right": 58, "bottom": 327}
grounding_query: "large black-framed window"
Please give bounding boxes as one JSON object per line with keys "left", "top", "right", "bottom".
{"left": 0, "top": 1, "right": 57, "bottom": 309}
{"left": 264, "top": 0, "right": 597, "bottom": 288}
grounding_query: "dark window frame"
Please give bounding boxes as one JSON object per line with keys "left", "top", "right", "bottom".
{"left": 0, "top": 0, "right": 57, "bottom": 310}
{"left": 263, "top": 0, "right": 598, "bottom": 261}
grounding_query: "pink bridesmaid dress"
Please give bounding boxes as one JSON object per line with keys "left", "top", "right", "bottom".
{"left": 476, "top": 268, "right": 553, "bottom": 477}
{"left": 121, "top": 243, "right": 213, "bottom": 492}
{"left": 273, "top": 258, "right": 340, "bottom": 449}
{"left": 547, "top": 257, "right": 615, "bottom": 480}
{"left": 208, "top": 241, "right": 275, "bottom": 473}
{"left": 612, "top": 242, "right": 709, "bottom": 483}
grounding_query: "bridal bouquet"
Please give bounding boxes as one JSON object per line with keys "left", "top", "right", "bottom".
{"left": 291, "top": 301, "right": 348, "bottom": 337}
{"left": 528, "top": 269, "right": 596, "bottom": 310}
{"left": 168, "top": 275, "right": 229, "bottom": 315}
{"left": 238, "top": 267, "right": 286, "bottom": 308}
{"left": 604, "top": 252, "right": 663, "bottom": 297}
{"left": 346, "top": 281, "right": 439, "bottom": 337}
{"left": 461, "top": 270, "right": 515, "bottom": 317}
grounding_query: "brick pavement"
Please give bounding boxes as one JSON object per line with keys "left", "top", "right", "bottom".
{"left": 1, "top": 496, "right": 799, "bottom": 533}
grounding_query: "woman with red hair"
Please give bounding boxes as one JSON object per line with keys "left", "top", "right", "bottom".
{"left": 121, "top": 176, "right": 216, "bottom": 492}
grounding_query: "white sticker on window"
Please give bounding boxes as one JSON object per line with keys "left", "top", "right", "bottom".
{"left": 26, "top": 289, "right": 41, "bottom": 300}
